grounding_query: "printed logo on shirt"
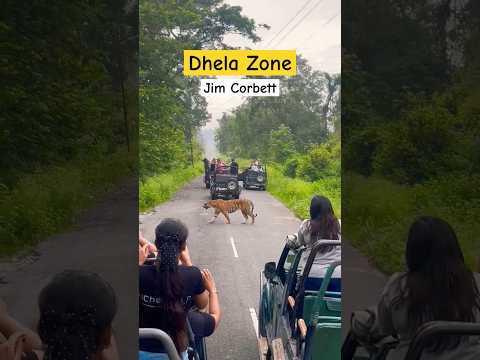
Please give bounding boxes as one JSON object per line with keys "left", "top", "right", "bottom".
{"left": 140, "top": 294, "right": 163, "bottom": 307}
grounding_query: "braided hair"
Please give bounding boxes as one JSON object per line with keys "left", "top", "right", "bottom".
{"left": 38, "top": 270, "right": 117, "bottom": 360}
{"left": 150, "top": 218, "right": 189, "bottom": 353}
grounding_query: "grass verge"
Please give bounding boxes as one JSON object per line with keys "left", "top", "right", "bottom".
{"left": 139, "top": 163, "right": 203, "bottom": 213}
{"left": 266, "top": 165, "right": 341, "bottom": 220}
{"left": 0, "top": 149, "right": 135, "bottom": 255}
{"left": 344, "top": 173, "right": 480, "bottom": 274}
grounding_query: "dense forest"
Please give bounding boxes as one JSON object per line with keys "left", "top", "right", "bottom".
{"left": 1, "top": 1, "right": 137, "bottom": 253}
{"left": 343, "top": 0, "right": 480, "bottom": 272}
{"left": 216, "top": 57, "right": 340, "bottom": 183}
{"left": 139, "top": 0, "right": 266, "bottom": 180}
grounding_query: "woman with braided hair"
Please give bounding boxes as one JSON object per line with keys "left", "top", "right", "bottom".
{"left": 139, "top": 218, "right": 220, "bottom": 359}
{"left": 0, "top": 270, "right": 118, "bottom": 360}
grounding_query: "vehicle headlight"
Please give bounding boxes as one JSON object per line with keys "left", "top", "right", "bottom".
{"left": 257, "top": 175, "right": 264, "bottom": 182}
{"left": 227, "top": 181, "right": 237, "bottom": 190}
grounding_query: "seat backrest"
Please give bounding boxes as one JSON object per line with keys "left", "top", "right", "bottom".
{"left": 139, "top": 328, "right": 181, "bottom": 360}
{"left": 309, "top": 323, "right": 341, "bottom": 360}
{"left": 310, "top": 261, "right": 342, "bottom": 324}
{"left": 303, "top": 294, "right": 341, "bottom": 322}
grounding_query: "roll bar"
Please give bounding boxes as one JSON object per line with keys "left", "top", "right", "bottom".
{"left": 405, "top": 321, "right": 480, "bottom": 360}
{"left": 139, "top": 328, "right": 181, "bottom": 360}
{"left": 296, "top": 240, "right": 341, "bottom": 296}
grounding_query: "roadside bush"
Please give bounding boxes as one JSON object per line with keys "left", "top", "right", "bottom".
{"left": 283, "top": 156, "right": 301, "bottom": 178}
{"left": 296, "top": 141, "right": 340, "bottom": 181}
{"left": 0, "top": 149, "right": 134, "bottom": 255}
{"left": 268, "top": 165, "right": 341, "bottom": 219}
{"left": 344, "top": 172, "right": 479, "bottom": 274}
{"left": 139, "top": 163, "right": 203, "bottom": 212}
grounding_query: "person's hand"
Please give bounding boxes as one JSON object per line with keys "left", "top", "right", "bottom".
{"left": 201, "top": 269, "right": 217, "bottom": 293}
{"left": 144, "top": 242, "right": 157, "bottom": 255}
{"left": 139, "top": 244, "right": 148, "bottom": 266}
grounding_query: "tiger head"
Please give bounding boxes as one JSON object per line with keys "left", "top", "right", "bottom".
{"left": 202, "top": 200, "right": 215, "bottom": 209}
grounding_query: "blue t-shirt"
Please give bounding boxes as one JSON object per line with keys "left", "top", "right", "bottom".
{"left": 139, "top": 265, "right": 215, "bottom": 353}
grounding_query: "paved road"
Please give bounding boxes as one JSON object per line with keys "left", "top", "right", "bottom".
{"left": 0, "top": 179, "right": 138, "bottom": 359}
{"left": 140, "top": 177, "right": 301, "bottom": 360}
{"left": 342, "top": 242, "right": 387, "bottom": 337}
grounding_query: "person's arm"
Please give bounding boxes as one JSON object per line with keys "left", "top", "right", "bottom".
{"left": 100, "top": 333, "right": 119, "bottom": 360}
{"left": 375, "top": 274, "right": 401, "bottom": 337}
{"left": 287, "top": 220, "right": 307, "bottom": 249}
{"left": 193, "top": 291, "right": 209, "bottom": 310}
{"left": 179, "top": 245, "right": 193, "bottom": 267}
{"left": 0, "top": 299, "right": 42, "bottom": 351}
{"left": 201, "top": 270, "right": 221, "bottom": 329}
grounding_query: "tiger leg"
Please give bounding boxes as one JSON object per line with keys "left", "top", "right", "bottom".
{"left": 250, "top": 201, "right": 256, "bottom": 224}
{"left": 208, "top": 209, "right": 220, "bottom": 223}
{"left": 240, "top": 209, "right": 249, "bottom": 224}
{"left": 221, "top": 209, "right": 231, "bottom": 224}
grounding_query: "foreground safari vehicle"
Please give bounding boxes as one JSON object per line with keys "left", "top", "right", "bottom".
{"left": 210, "top": 166, "right": 241, "bottom": 199}
{"left": 242, "top": 164, "right": 268, "bottom": 190}
{"left": 342, "top": 321, "right": 480, "bottom": 360}
{"left": 259, "top": 239, "right": 342, "bottom": 360}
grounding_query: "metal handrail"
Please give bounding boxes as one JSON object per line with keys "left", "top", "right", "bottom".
{"left": 139, "top": 328, "right": 181, "bottom": 360}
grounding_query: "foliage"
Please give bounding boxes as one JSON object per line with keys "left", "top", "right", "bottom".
{"left": 139, "top": 0, "right": 264, "bottom": 179}
{"left": 269, "top": 125, "right": 297, "bottom": 163}
{"left": 139, "top": 163, "right": 203, "bottom": 213}
{"left": 268, "top": 165, "right": 341, "bottom": 220}
{"left": 0, "top": 150, "right": 134, "bottom": 255}
{"left": 216, "top": 57, "right": 340, "bottom": 160}
{"left": 0, "top": 1, "right": 136, "bottom": 253}
{"left": 343, "top": 0, "right": 480, "bottom": 271}
{"left": 344, "top": 174, "right": 479, "bottom": 274}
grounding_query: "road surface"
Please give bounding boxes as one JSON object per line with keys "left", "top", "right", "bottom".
{"left": 140, "top": 177, "right": 301, "bottom": 360}
{"left": 343, "top": 242, "right": 387, "bottom": 337}
{"left": 0, "top": 179, "right": 138, "bottom": 359}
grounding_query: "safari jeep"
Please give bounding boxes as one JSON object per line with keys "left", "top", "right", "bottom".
{"left": 242, "top": 164, "right": 268, "bottom": 190}
{"left": 210, "top": 166, "right": 241, "bottom": 200}
{"left": 259, "top": 239, "right": 342, "bottom": 360}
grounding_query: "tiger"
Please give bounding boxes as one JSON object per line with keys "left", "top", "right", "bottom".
{"left": 202, "top": 198, "right": 258, "bottom": 224}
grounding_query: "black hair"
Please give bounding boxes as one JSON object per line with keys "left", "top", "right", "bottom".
{"left": 398, "top": 216, "right": 480, "bottom": 352}
{"left": 148, "top": 218, "right": 189, "bottom": 353}
{"left": 308, "top": 195, "right": 340, "bottom": 240}
{"left": 38, "top": 270, "right": 117, "bottom": 360}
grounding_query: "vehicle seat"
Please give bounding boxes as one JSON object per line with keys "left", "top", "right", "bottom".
{"left": 139, "top": 328, "right": 182, "bottom": 360}
{"left": 302, "top": 293, "right": 341, "bottom": 321}
{"left": 305, "top": 321, "right": 341, "bottom": 360}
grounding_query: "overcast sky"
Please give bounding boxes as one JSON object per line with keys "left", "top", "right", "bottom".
{"left": 204, "top": 0, "right": 341, "bottom": 129}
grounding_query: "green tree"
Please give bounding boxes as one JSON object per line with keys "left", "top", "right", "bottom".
{"left": 269, "top": 125, "right": 296, "bottom": 163}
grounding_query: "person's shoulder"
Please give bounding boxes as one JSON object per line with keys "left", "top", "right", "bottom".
{"left": 179, "top": 265, "right": 202, "bottom": 278}
{"left": 383, "top": 272, "right": 406, "bottom": 297}
{"left": 299, "top": 219, "right": 310, "bottom": 231}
